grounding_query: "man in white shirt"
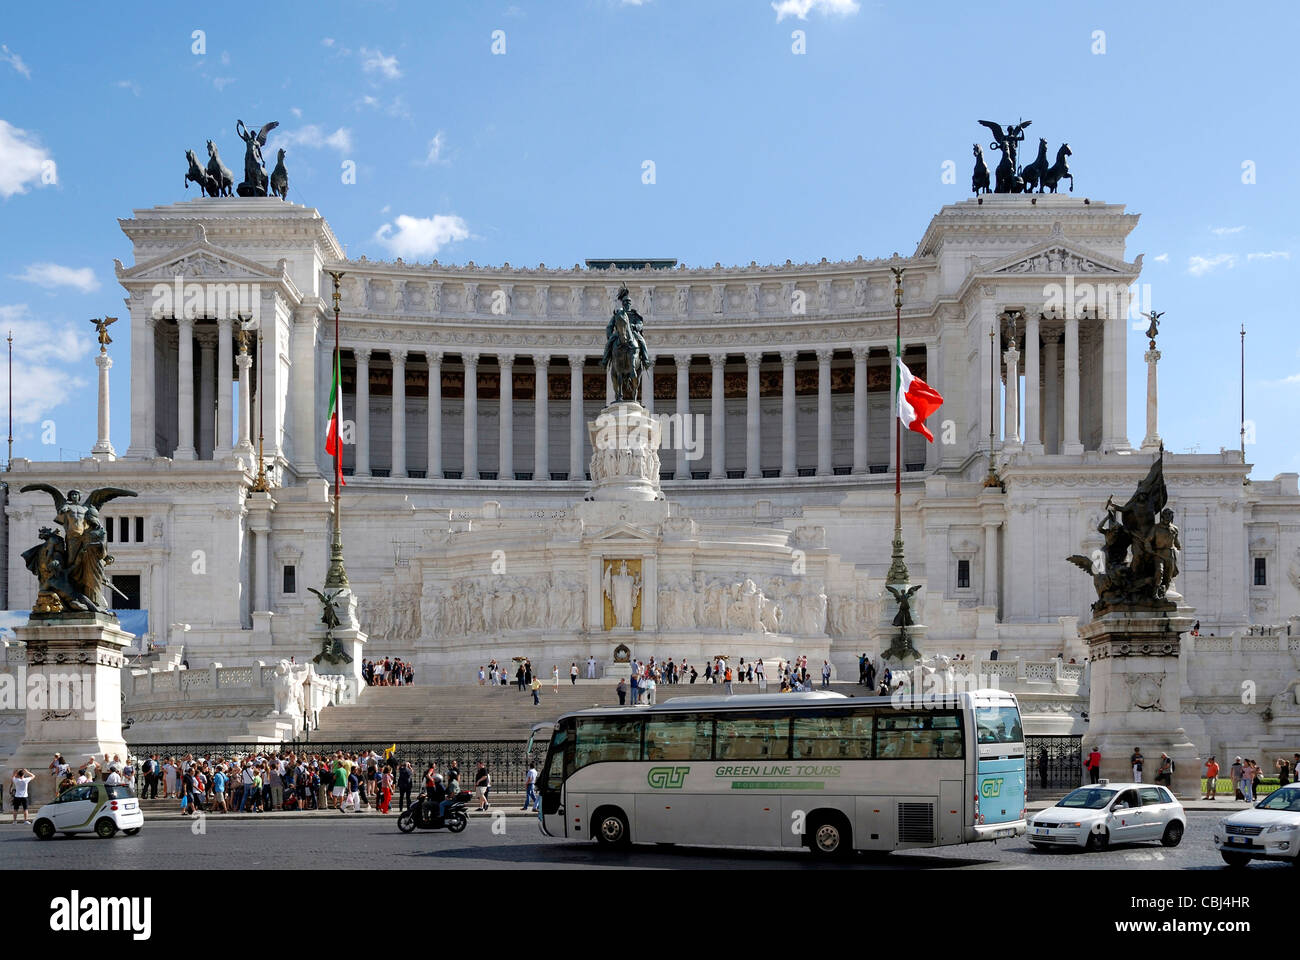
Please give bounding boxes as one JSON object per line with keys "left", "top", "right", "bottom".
{"left": 523, "top": 763, "right": 540, "bottom": 811}
{"left": 586, "top": 656, "right": 596, "bottom": 680}
{"left": 10, "top": 769, "right": 36, "bottom": 823}
{"left": 105, "top": 766, "right": 124, "bottom": 787}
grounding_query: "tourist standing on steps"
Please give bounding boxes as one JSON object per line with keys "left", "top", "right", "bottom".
{"left": 1130, "top": 748, "right": 1144, "bottom": 783}
{"left": 524, "top": 660, "right": 533, "bottom": 689}
{"left": 587, "top": 655, "right": 597, "bottom": 679}
{"left": 616, "top": 678, "right": 627, "bottom": 705}
{"left": 570, "top": 662, "right": 579, "bottom": 686}
{"left": 821, "top": 661, "right": 832, "bottom": 689}
{"left": 552, "top": 664, "right": 560, "bottom": 692}
{"left": 724, "top": 665, "right": 734, "bottom": 696}
{"left": 516, "top": 663, "right": 526, "bottom": 691}
{"left": 1086, "top": 747, "right": 1101, "bottom": 784}
{"left": 531, "top": 674, "right": 542, "bottom": 706}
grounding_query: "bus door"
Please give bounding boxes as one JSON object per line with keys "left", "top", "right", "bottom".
{"left": 539, "top": 720, "right": 573, "bottom": 838}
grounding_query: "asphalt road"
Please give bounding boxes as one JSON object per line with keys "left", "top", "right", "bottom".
{"left": 1, "top": 810, "right": 1292, "bottom": 870}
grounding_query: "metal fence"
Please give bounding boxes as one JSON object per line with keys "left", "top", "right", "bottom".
{"left": 127, "top": 740, "right": 536, "bottom": 793}
{"left": 1025, "top": 735, "right": 1084, "bottom": 799}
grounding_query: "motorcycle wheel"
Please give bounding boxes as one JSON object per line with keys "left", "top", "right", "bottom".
{"left": 397, "top": 810, "right": 417, "bottom": 834}
{"left": 447, "top": 810, "right": 468, "bottom": 833}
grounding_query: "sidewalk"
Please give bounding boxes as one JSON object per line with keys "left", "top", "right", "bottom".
{"left": 132, "top": 793, "right": 537, "bottom": 822}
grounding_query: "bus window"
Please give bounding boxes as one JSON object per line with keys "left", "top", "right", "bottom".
{"left": 876, "top": 712, "right": 964, "bottom": 759}
{"left": 792, "top": 712, "right": 873, "bottom": 759}
{"left": 643, "top": 715, "right": 713, "bottom": 761}
{"left": 543, "top": 722, "right": 574, "bottom": 792}
{"left": 974, "top": 705, "right": 1023, "bottom": 744}
{"left": 716, "top": 716, "right": 790, "bottom": 760}
{"left": 574, "top": 717, "right": 642, "bottom": 770}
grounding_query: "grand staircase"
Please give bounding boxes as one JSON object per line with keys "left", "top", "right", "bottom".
{"left": 312, "top": 681, "right": 867, "bottom": 741}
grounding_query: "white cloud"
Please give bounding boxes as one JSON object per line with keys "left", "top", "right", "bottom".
{"left": 115, "top": 79, "right": 141, "bottom": 96}
{"left": 1187, "top": 253, "right": 1235, "bottom": 277}
{"left": 272, "top": 125, "right": 353, "bottom": 154}
{"left": 373, "top": 214, "right": 469, "bottom": 259}
{"left": 290, "top": 106, "right": 303, "bottom": 118}
{"left": 1152, "top": 253, "right": 1168, "bottom": 263}
{"left": 0, "top": 304, "right": 91, "bottom": 425}
{"left": 772, "top": 0, "right": 859, "bottom": 21}
{"left": 1281, "top": 372, "right": 1300, "bottom": 384}
{"left": 1247, "top": 250, "right": 1290, "bottom": 262}
{"left": 322, "top": 37, "right": 335, "bottom": 47}
{"left": 220, "top": 50, "right": 230, "bottom": 66}
{"left": 0, "top": 120, "right": 55, "bottom": 198}
{"left": 424, "top": 131, "right": 447, "bottom": 165}
{"left": 12, "top": 263, "right": 100, "bottom": 293}
{"left": 360, "top": 47, "right": 401, "bottom": 79}
{"left": 212, "top": 76, "right": 236, "bottom": 91}
{"left": 1, "top": 43, "right": 30, "bottom": 78}
{"left": 1210, "top": 225, "right": 1245, "bottom": 236}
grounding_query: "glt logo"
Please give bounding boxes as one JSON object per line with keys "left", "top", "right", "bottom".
{"left": 980, "top": 778, "right": 1004, "bottom": 798}
{"left": 646, "top": 766, "right": 689, "bottom": 789}
{"left": 50, "top": 890, "right": 151, "bottom": 940}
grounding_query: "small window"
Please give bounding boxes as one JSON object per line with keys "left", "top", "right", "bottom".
{"left": 283, "top": 565, "right": 297, "bottom": 594}
{"left": 135, "top": 517, "right": 144, "bottom": 542}
{"left": 957, "top": 559, "right": 971, "bottom": 589}
{"left": 1254, "top": 557, "right": 1267, "bottom": 586}
{"left": 1139, "top": 787, "right": 1164, "bottom": 806}
{"left": 716, "top": 716, "right": 789, "bottom": 760}
{"left": 574, "top": 717, "right": 642, "bottom": 770}
{"left": 106, "top": 519, "right": 114, "bottom": 543}
{"left": 643, "top": 715, "right": 713, "bottom": 761}
{"left": 120, "top": 517, "right": 130, "bottom": 542}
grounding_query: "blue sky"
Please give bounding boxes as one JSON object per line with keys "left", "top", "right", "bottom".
{"left": 1, "top": 0, "right": 1297, "bottom": 475}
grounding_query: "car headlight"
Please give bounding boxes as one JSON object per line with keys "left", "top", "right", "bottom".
{"left": 1264, "top": 823, "right": 1296, "bottom": 834}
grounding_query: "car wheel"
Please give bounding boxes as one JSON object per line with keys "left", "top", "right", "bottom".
{"left": 124, "top": 827, "right": 141, "bottom": 836}
{"left": 446, "top": 811, "right": 468, "bottom": 833}
{"left": 807, "top": 814, "right": 852, "bottom": 859}
{"left": 1161, "top": 821, "right": 1184, "bottom": 847}
{"left": 593, "top": 808, "right": 630, "bottom": 849}
{"left": 1220, "top": 851, "right": 1251, "bottom": 868}
{"left": 94, "top": 818, "right": 118, "bottom": 839}
{"left": 1085, "top": 828, "right": 1109, "bottom": 852}
{"left": 32, "top": 819, "right": 55, "bottom": 841}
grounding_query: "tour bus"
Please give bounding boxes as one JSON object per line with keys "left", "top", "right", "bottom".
{"left": 529, "top": 688, "right": 1025, "bottom": 857}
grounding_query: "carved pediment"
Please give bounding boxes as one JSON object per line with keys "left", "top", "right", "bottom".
{"left": 115, "top": 240, "right": 282, "bottom": 285}
{"left": 992, "top": 245, "right": 1122, "bottom": 277}
{"left": 588, "top": 522, "right": 660, "bottom": 545}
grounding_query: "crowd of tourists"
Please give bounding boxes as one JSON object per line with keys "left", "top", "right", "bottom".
{"left": 363, "top": 657, "right": 413, "bottom": 686}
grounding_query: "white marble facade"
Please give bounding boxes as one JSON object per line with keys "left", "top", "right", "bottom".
{"left": 2, "top": 194, "right": 1298, "bottom": 757}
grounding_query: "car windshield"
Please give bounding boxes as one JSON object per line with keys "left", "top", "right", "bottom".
{"left": 975, "top": 705, "right": 1023, "bottom": 744}
{"left": 1256, "top": 788, "right": 1300, "bottom": 812}
{"left": 1058, "top": 788, "right": 1116, "bottom": 810}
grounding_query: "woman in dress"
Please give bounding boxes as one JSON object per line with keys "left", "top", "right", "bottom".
{"left": 377, "top": 767, "right": 393, "bottom": 814}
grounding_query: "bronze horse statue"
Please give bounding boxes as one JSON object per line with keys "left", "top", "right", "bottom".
{"left": 206, "top": 140, "right": 235, "bottom": 197}
{"left": 184, "top": 149, "right": 220, "bottom": 197}
{"left": 1019, "top": 137, "right": 1050, "bottom": 193}
{"left": 603, "top": 287, "right": 647, "bottom": 404}
{"left": 1041, "top": 143, "right": 1073, "bottom": 193}
{"left": 971, "top": 144, "right": 991, "bottom": 194}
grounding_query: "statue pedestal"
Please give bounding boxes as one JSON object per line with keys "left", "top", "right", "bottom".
{"left": 5, "top": 613, "right": 132, "bottom": 806}
{"left": 307, "top": 588, "right": 366, "bottom": 698}
{"left": 587, "top": 402, "right": 663, "bottom": 502}
{"left": 1081, "top": 606, "right": 1200, "bottom": 797}
{"left": 605, "top": 662, "right": 632, "bottom": 680}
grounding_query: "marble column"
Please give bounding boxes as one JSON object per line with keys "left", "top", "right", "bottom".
{"left": 215, "top": 317, "right": 234, "bottom": 457}
{"left": 534, "top": 354, "right": 549, "bottom": 480}
{"left": 197, "top": 333, "right": 216, "bottom": 459}
{"left": 568, "top": 354, "right": 583, "bottom": 480}
{"left": 354, "top": 349, "right": 371, "bottom": 476}
{"left": 1003, "top": 341, "right": 1020, "bottom": 449}
{"left": 710, "top": 353, "right": 726, "bottom": 479}
{"left": 253, "top": 525, "right": 270, "bottom": 613}
{"left": 1023, "top": 314, "right": 1042, "bottom": 455}
{"left": 1103, "top": 311, "right": 1129, "bottom": 451}
{"left": 174, "top": 317, "right": 196, "bottom": 460}
{"left": 236, "top": 346, "right": 253, "bottom": 455}
{"left": 745, "top": 351, "right": 761, "bottom": 479}
{"left": 983, "top": 520, "right": 1000, "bottom": 610}
{"left": 675, "top": 354, "right": 691, "bottom": 479}
{"left": 780, "top": 350, "right": 797, "bottom": 477}
{"left": 816, "top": 349, "right": 833, "bottom": 476}
{"left": 126, "top": 313, "right": 156, "bottom": 459}
{"left": 463, "top": 352, "right": 479, "bottom": 480}
{"left": 91, "top": 351, "right": 115, "bottom": 460}
{"left": 499, "top": 354, "right": 514, "bottom": 480}
{"left": 427, "top": 352, "right": 443, "bottom": 478}
{"left": 1141, "top": 345, "right": 1162, "bottom": 451}
{"left": 851, "top": 346, "right": 868, "bottom": 474}
{"left": 390, "top": 350, "right": 407, "bottom": 478}
{"left": 1063, "top": 316, "right": 1083, "bottom": 454}
{"left": 1044, "top": 334, "right": 1061, "bottom": 455}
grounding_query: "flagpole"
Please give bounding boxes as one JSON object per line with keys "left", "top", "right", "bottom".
{"left": 1239, "top": 323, "right": 1245, "bottom": 460}
{"left": 325, "top": 270, "right": 350, "bottom": 589}
{"left": 886, "top": 266, "right": 908, "bottom": 587}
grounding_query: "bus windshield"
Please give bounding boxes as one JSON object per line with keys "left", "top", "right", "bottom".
{"left": 974, "top": 705, "right": 1023, "bottom": 744}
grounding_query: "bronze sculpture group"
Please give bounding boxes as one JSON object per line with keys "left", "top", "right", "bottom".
{"left": 184, "top": 119, "right": 288, "bottom": 199}
{"left": 973, "top": 120, "right": 1073, "bottom": 194}
{"left": 602, "top": 286, "right": 651, "bottom": 403}
{"left": 20, "top": 485, "right": 138, "bottom": 615}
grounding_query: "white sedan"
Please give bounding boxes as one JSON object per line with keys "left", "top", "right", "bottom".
{"left": 1212, "top": 784, "right": 1300, "bottom": 868}
{"left": 1027, "top": 783, "right": 1185, "bottom": 851}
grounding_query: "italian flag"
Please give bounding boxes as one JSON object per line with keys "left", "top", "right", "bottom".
{"left": 324, "top": 351, "right": 345, "bottom": 487}
{"left": 896, "top": 357, "right": 944, "bottom": 442}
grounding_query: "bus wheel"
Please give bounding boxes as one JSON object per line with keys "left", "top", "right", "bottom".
{"left": 594, "top": 808, "right": 630, "bottom": 849}
{"left": 808, "top": 814, "right": 851, "bottom": 858}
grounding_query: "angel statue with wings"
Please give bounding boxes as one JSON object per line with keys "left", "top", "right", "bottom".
{"left": 235, "top": 119, "right": 279, "bottom": 197}
{"left": 20, "top": 484, "right": 138, "bottom": 615}
{"left": 977, "top": 118, "right": 1032, "bottom": 194}
{"left": 308, "top": 587, "right": 354, "bottom": 665}
{"left": 89, "top": 316, "right": 117, "bottom": 351}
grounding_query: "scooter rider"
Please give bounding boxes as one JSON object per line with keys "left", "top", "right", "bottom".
{"left": 425, "top": 773, "right": 447, "bottom": 820}
{"left": 440, "top": 768, "right": 462, "bottom": 819}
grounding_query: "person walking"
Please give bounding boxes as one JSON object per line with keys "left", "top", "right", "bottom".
{"left": 645, "top": 672, "right": 656, "bottom": 705}
{"left": 821, "top": 661, "right": 832, "bottom": 689}
{"left": 724, "top": 665, "right": 734, "bottom": 696}
{"left": 552, "top": 664, "right": 560, "bottom": 693}
{"left": 1130, "top": 748, "right": 1144, "bottom": 783}
{"left": 1242, "top": 759, "right": 1258, "bottom": 803}
{"left": 377, "top": 767, "right": 393, "bottom": 814}
{"left": 756, "top": 659, "right": 766, "bottom": 691}
{"left": 1276, "top": 756, "right": 1291, "bottom": 788}
{"left": 531, "top": 674, "right": 542, "bottom": 706}
{"left": 1037, "top": 746, "right": 1050, "bottom": 791}
{"left": 523, "top": 761, "right": 539, "bottom": 812}
{"left": 1230, "top": 756, "right": 1244, "bottom": 800}
{"left": 1203, "top": 756, "right": 1219, "bottom": 800}
{"left": 398, "top": 762, "right": 413, "bottom": 811}
{"left": 570, "top": 662, "right": 579, "bottom": 686}
{"left": 475, "top": 763, "right": 491, "bottom": 811}
{"left": 516, "top": 663, "right": 526, "bottom": 691}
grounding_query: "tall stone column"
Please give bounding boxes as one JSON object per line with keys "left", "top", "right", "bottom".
{"left": 1044, "top": 334, "right": 1061, "bottom": 454}
{"left": 390, "top": 350, "right": 407, "bottom": 478}
{"left": 982, "top": 519, "right": 1000, "bottom": 612}
{"left": 816, "top": 349, "right": 833, "bottom": 476}
{"left": 463, "top": 352, "right": 479, "bottom": 480}
{"left": 534, "top": 354, "right": 549, "bottom": 480}
{"left": 1063, "top": 316, "right": 1083, "bottom": 454}
{"left": 675, "top": 354, "right": 691, "bottom": 479}
{"left": 91, "top": 350, "right": 116, "bottom": 459}
{"left": 354, "top": 349, "right": 371, "bottom": 476}
{"left": 427, "top": 352, "right": 443, "bottom": 478}
{"left": 1023, "top": 314, "right": 1042, "bottom": 454}
{"left": 745, "top": 351, "right": 761, "bottom": 479}
{"left": 248, "top": 493, "right": 272, "bottom": 614}
{"left": 780, "top": 350, "right": 797, "bottom": 477}
{"left": 289, "top": 307, "right": 318, "bottom": 476}
{"left": 568, "top": 354, "right": 584, "bottom": 480}
{"left": 1003, "top": 341, "right": 1020, "bottom": 449}
{"left": 851, "top": 346, "right": 868, "bottom": 474}
{"left": 710, "top": 353, "right": 726, "bottom": 479}
{"left": 1141, "top": 345, "right": 1162, "bottom": 451}
{"left": 1103, "top": 311, "right": 1129, "bottom": 452}
{"left": 215, "top": 317, "right": 234, "bottom": 457}
{"left": 174, "top": 317, "right": 196, "bottom": 460}
{"left": 126, "top": 312, "right": 157, "bottom": 459}
{"left": 236, "top": 346, "right": 253, "bottom": 456}
{"left": 197, "top": 333, "right": 216, "bottom": 460}
{"left": 499, "top": 353, "right": 514, "bottom": 480}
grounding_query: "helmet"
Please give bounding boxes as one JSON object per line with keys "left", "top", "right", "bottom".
{"left": 434, "top": 774, "right": 443, "bottom": 782}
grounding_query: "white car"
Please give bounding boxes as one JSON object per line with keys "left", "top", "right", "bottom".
{"left": 1027, "top": 783, "right": 1185, "bottom": 851}
{"left": 1212, "top": 783, "right": 1300, "bottom": 868}
{"left": 31, "top": 782, "right": 144, "bottom": 840}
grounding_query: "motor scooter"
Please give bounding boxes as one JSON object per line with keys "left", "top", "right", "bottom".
{"left": 396, "top": 789, "right": 471, "bottom": 833}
